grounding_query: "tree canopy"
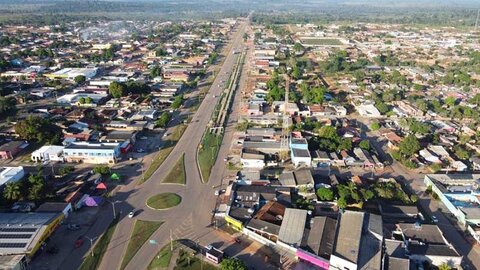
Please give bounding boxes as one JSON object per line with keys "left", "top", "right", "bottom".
{"left": 15, "top": 116, "right": 62, "bottom": 144}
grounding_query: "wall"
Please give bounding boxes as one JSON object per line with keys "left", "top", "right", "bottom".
{"left": 242, "top": 228, "right": 277, "bottom": 248}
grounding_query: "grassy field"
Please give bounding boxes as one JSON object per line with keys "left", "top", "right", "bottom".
{"left": 163, "top": 154, "right": 186, "bottom": 185}
{"left": 198, "top": 132, "right": 221, "bottom": 183}
{"left": 120, "top": 220, "right": 163, "bottom": 270}
{"left": 301, "top": 38, "right": 343, "bottom": 46}
{"left": 174, "top": 249, "right": 218, "bottom": 270}
{"left": 148, "top": 243, "right": 174, "bottom": 270}
{"left": 79, "top": 217, "right": 119, "bottom": 270}
{"left": 147, "top": 193, "right": 182, "bottom": 210}
{"left": 140, "top": 124, "right": 187, "bottom": 185}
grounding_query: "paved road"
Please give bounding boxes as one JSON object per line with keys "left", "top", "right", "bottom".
{"left": 95, "top": 20, "right": 250, "bottom": 270}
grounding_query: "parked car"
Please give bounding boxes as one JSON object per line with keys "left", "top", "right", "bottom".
{"left": 431, "top": 215, "right": 439, "bottom": 223}
{"left": 67, "top": 224, "right": 80, "bottom": 230}
{"left": 128, "top": 211, "right": 135, "bottom": 218}
{"left": 137, "top": 149, "right": 145, "bottom": 153}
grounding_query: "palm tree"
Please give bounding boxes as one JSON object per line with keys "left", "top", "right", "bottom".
{"left": 3, "top": 182, "right": 21, "bottom": 201}
{"left": 438, "top": 263, "right": 452, "bottom": 270}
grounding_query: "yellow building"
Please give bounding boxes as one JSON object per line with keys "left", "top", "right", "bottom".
{"left": 0, "top": 212, "right": 64, "bottom": 257}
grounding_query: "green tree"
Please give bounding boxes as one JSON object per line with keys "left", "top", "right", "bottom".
{"left": 292, "top": 66, "right": 302, "bottom": 79}
{"left": 375, "top": 102, "right": 389, "bottom": 114}
{"left": 155, "top": 112, "right": 171, "bottom": 128}
{"left": 337, "top": 138, "right": 353, "bottom": 151}
{"left": 360, "top": 188, "right": 374, "bottom": 201}
{"left": 370, "top": 122, "right": 380, "bottom": 131}
{"left": 3, "top": 182, "right": 22, "bottom": 201}
{"left": 438, "top": 263, "right": 452, "bottom": 270}
{"left": 27, "top": 173, "right": 45, "bottom": 201}
{"left": 429, "top": 163, "right": 442, "bottom": 173}
{"left": 220, "top": 257, "right": 248, "bottom": 270}
{"left": 85, "top": 97, "right": 93, "bottom": 104}
{"left": 109, "top": 81, "right": 126, "bottom": 98}
{"left": 337, "top": 196, "right": 347, "bottom": 209}
{"left": 410, "top": 194, "right": 418, "bottom": 203}
{"left": 171, "top": 94, "right": 184, "bottom": 109}
{"left": 15, "top": 116, "right": 62, "bottom": 144}
{"left": 316, "top": 187, "right": 334, "bottom": 201}
{"left": 58, "top": 166, "right": 74, "bottom": 175}
{"left": 0, "top": 96, "right": 16, "bottom": 119}
{"left": 398, "top": 135, "right": 420, "bottom": 157}
{"left": 444, "top": 96, "right": 457, "bottom": 107}
{"left": 454, "top": 146, "right": 469, "bottom": 160}
{"left": 74, "top": 75, "right": 86, "bottom": 84}
{"left": 78, "top": 97, "right": 86, "bottom": 104}
{"left": 293, "top": 42, "right": 304, "bottom": 52}
{"left": 93, "top": 166, "right": 111, "bottom": 175}
{"left": 359, "top": 140, "right": 370, "bottom": 151}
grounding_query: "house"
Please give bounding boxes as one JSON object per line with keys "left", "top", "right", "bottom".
{"left": 353, "top": 147, "right": 375, "bottom": 168}
{"left": 0, "top": 141, "right": 28, "bottom": 159}
{"left": 291, "top": 148, "right": 312, "bottom": 167}
{"left": 0, "top": 166, "right": 25, "bottom": 188}
{"left": 470, "top": 156, "right": 480, "bottom": 171}
{"left": 240, "top": 150, "right": 265, "bottom": 168}
{"left": 357, "top": 103, "right": 381, "bottom": 117}
{"left": 100, "top": 130, "right": 137, "bottom": 154}
{"left": 395, "top": 223, "right": 461, "bottom": 267}
{"left": 311, "top": 150, "right": 331, "bottom": 168}
{"left": 329, "top": 211, "right": 383, "bottom": 270}
{"left": 419, "top": 149, "right": 442, "bottom": 164}
{"left": 294, "top": 169, "right": 314, "bottom": 189}
{"left": 31, "top": 145, "right": 65, "bottom": 162}
{"left": 63, "top": 142, "right": 121, "bottom": 164}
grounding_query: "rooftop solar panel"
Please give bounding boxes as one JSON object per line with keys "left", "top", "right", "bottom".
{"left": 0, "top": 234, "right": 32, "bottom": 239}
{"left": 0, "top": 243, "right": 27, "bottom": 248}
{"left": 0, "top": 228, "right": 37, "bottom": 233}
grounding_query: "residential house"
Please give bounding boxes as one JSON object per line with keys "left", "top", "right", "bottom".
{"left": 0, "top": 141, "right": 28, "bottom": 159}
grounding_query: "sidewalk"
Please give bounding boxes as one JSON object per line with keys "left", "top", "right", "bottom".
{"left": 167, "top": 249, "right": 180, "bottom": 270}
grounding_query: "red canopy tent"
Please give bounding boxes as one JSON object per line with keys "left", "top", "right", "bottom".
{"left": 96, "top": 182, "right": 107, "bottom": 190}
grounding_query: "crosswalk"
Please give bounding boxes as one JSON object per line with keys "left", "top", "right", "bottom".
{"left": 170, "top": 213, "right": 197, "bottom": 242}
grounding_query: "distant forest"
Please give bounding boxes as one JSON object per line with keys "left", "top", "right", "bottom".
{"left": 0, "top": 0, "right": 478, "bottom": 27}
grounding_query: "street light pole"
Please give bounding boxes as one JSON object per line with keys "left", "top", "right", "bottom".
{"left": 108, "top": 200, "right": 120, "bottom": 219}
{"left": 84, "top": 236, "right": 98, "bottom": 257}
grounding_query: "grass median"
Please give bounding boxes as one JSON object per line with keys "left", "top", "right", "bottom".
{"left": 146, "top": 193, "right": 182, "bottom": 210}
{"left": 79, "top": 217, "right": 119, "bottom": 270}
{"left": 162, "top": 154, "right": 186, "bottom": 185}
{"left": 139, "top": 124, "right": 187, "bottom": 185}
{"left": 198, "top": 132, "right": 221, "bottom": 183}
{"left": 120, "top": 220, "right": 163, "bottom": 270}
{"left": 147, "top": 242, "right": 174, "bottom": 270}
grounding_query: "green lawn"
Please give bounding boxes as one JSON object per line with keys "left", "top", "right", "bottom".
{"left": 79, "top": 217, "right": 119, "bottom": 270}
{"left": 140, "top": 124, "right": 187, "bottom": 184}
{"left": 301, "top": 38, "right": 343, "bottom": 46}
{"left": 198, "top": 132, "right": 221, "bottom": 183}
{"left": 147, "top": 193, "right": 182, "bottom": 210}
{"left": 120, "top": 220, "right": 163, "bottom": 270}
{"left": 174, "top": 249, "right": 217, "bottom": 270}
{"left": 163, "top": 154, "right": 186, "bottom": 185}
{"left": 148, "top": 243, "right": 174, "bottom": 269}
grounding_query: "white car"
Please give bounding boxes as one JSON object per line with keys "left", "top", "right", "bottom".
{"left": 128, "top": 211, "right": 135, "bottom": 218}
{"left": 431, "top": 215, "right": 438, "bottom": 223}
{"left": 163, "top": 133, "right": 169, "bottom": 137}
{"left": 137, "top": 149, "right": 145, "bottom": 153}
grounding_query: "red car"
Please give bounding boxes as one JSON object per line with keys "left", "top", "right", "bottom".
{"left": 74, "top": 237, "right": 84, "bottom": 248}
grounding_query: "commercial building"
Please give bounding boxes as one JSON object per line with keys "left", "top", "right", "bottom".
{"left": 329, "top": 211, "right": 383, "bottom": 270}
{"left": 63, "top": 142, "right": 121, "bottom": 164}
{"left": 45, "top": 68, "right": 98, "bottom": 80}
{"left": 0, "top": 212, "right": 64, "bottom": 257}
{"left": 0, "top": 166, "right": 25, "bottom": 188}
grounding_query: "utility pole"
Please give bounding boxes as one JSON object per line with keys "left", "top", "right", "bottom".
{"left": 280, "top": 74, "right": 290, "bottom": 153}
{"left": 170, "top": 229, "right": 173, "bottom": 251}
{"left": 84, "top": 236, "right": 98, "bottom": 257}
{"left": 475, "top": 9, "right": 480, "bottom": 32}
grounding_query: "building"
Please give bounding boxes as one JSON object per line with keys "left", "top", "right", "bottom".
{"left": 277, "top": 208, "right": 308, "bottom": 247}
{"left": 296, "top": 216, "right": 337, "bottom": 270}
{"left": 31, "top": 145, "right": 65, "bottom": 162}
{"left": 394, "top": 223, "right": 462, "bottom": 267}
{"left": 240, "top": 150, "right": 265, "bottom": 168}
{"left": 424, "top": 174, "right": 480, "bottom": 243}
{"left": 63, "top": 142, "right": 121, "bottom": 164}
{"left": 0, "top": 166, "right": 25, "bottom": 188}
{"left": 0, "top": 212, "right": 64, "bottom": 257}
{"left": 0, "top": 141, "right": 28, "bottom": 160}
{"left": 330, "top": 211, "right": 383, "bottom": 270}
{"left": 45, "top": 68, "right": 98, "bottom": 80}
{"left": 0, "top": 255, "right": 27, "bottom": 270}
